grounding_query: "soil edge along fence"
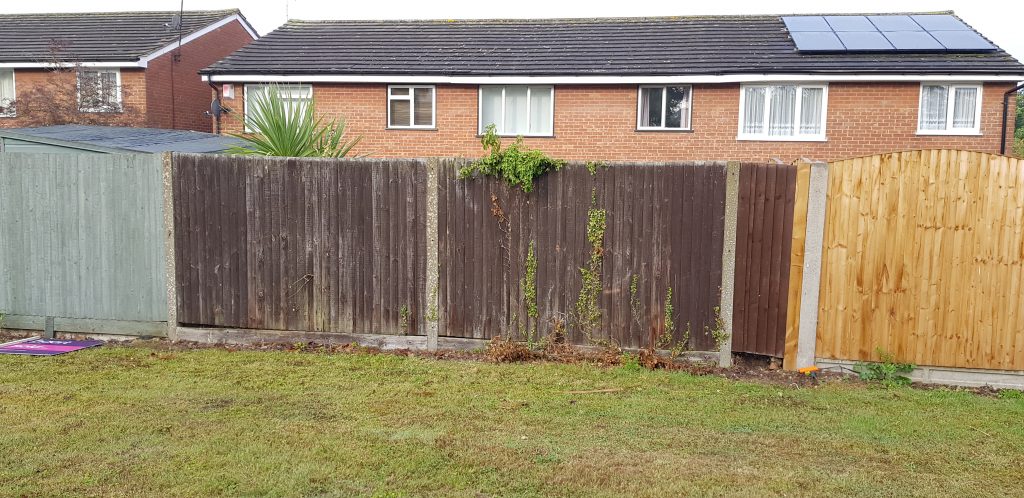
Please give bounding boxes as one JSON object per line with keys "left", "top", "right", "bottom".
{"left": 0, "top": 153, "right": 169, "bottom": 336}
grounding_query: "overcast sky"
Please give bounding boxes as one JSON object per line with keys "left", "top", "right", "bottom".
{"left": 6, "top": 0, "right": 1023, "bottom": 63}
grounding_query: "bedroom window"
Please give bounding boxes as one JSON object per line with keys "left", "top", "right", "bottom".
{"left": 738, "top": 83, "right": 827, "bottom": 141}
{"left": 244, "top": 84, "right": 313, "bottom": 133}
{"left": 637, "top": 85, "right": 692, "bottom": 130}
{"left": 479, "top": 85, "right": 553, "bottom": 136}
{"left": 917, "top": 83, "right": 982, "bottom": 135}
{"left": 78, "top": 69, "right": 122, "bottom": 113}
{"left": 388, "top": 85, "right": 435, "bottom": 128}
{"left": 0, "top": 69, "right": 14, "bottom": 117}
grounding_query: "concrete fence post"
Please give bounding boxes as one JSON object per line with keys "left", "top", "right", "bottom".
{"left": 794, "top": 161, "right": 829, "bottom": 369}
{"left": 162, "top": 152, "right": 178, "bottom": 341}
{"left": 717, "top": 161, "right": 741, "bottom": 368}
{"left": 424, "top": 159, "right": 441, "bottom": 350}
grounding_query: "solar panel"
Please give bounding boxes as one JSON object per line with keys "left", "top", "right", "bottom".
{"left": 867, "top": 15, "right": 922, "bottom": 31}
{"left": 911, "top": 14, "right": 970, "bottom": 31}
{"left": 837, "top": 31, "right": 894, "bottom": 51}
{"left": 929, "top": 30, "right": 995, "bottom": 50}
{"left": 790, "top": 31, "right": 845, "bottom": 51}
{"left": 783, "top": 14, "right": 996, "bottom": 53}
{"left": 824, "top": 15, "right": 875, "bottom": 32}
{"left": 882, "top": 31, "right": 944, "bottom": 50}
{"left": 782, "top": 16, "right": 830, "bottom": 32}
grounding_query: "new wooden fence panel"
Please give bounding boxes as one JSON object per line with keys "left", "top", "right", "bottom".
{"left": 817, "top": 150, "right": 1024, "bottom": 371}
{"left": 438, "top": 162, "right": 727, "bottom": 350}
{"left": 173, "top": 154, "right": 427, "bottom": 335}
{"left": 731, "top": 163, "right": 797, "bottom": 358}
{"left": 0, "top": 153, "right": 167, "bottom": 326}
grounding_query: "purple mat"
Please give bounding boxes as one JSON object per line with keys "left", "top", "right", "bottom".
{"left": 0, "top": 338, "right": 103, "bottom": 356}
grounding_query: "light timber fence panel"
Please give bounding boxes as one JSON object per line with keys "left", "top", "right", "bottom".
{"left": 437, "top": 162, "right": 728, "bottom": 350}
{"left": 817, "top": 150, "right": 1024, "bottom": 371}
{"left": 172, "top": 154, "right": 427, "bottom": 336}
{"left": 0, "top": 153, "right": 167, "bottom": 332}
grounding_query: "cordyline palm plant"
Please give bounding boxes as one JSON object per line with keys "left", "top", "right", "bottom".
{"left": 228, "top": 85, "right": 362, "bottom": 157}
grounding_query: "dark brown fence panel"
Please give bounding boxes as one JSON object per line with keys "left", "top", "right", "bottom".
{"left": 731, "top": 163, "right": 797, "bottom": 357}
{"left": 173, "top": 154, "right": 427, "bottom": 335}
{"left": 439, "top": 162, "right": 727, "bottom": 350}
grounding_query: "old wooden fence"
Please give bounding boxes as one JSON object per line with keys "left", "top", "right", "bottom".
{"left": 0, "top": 153, "right": 168, "bottom": 335}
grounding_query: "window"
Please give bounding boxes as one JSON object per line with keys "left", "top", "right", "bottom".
{"left": 244, "top": 84, "right": 313, "bottom": 133}
{"left": 918, "top": 83, "right": 982, "bottom": 135}
{"left": 637, "top": 85, "right": 692, "bottom": 130}
{"left": 388, "top": 85, "right": 435, "bottom": 128}
{"left": 479, "top": 85, "right": 553, "bottom": 136}
{"left": 0, "top": 69, "right": 14, "bottom": 117}
{"left": 77, "top": 69, "right": 122, "bottom": 112}
{"left": 738, "top": 84, "right": 827, "bottom": 141}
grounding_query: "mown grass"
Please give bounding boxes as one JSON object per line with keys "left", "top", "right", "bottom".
{"left": 1, "top": 344, "right": 1022, "bottom": 497}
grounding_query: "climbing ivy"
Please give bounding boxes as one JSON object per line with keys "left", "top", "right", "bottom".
{"left": 575, "top": 190, "right": 607, "bottom": 334}
{"left": 458, "top": 124, "right": 565, "bottom": 192}
{"left": 523, "top": 241, "right": 538, "bottom": 321}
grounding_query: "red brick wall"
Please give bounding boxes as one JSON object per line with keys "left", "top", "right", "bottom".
{"left": 217, "top": 81, "right": 1018, "bottom": 162}
{"left": 0, "top": 68, "right": 147, "bottom": 128}
{"left": 146, "top": 19, "right": 255, "bottom": 131}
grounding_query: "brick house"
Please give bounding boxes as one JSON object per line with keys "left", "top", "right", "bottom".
{"left": 0, "top": 10, "right": 257, "bottom": 131}
{"left": 201, "top": 13, "right": 1024, "bottom": 162}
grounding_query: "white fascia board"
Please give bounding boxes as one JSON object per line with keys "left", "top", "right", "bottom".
{"left": 202, "top": 73, "right": 1024, "bottom": 84}
{"left": 0, "top": 61, "right": 139, "bottom": 68}
{"left": 138, "top": 14, "right": 259, "bottom": 67}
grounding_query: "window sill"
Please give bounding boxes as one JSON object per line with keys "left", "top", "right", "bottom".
{"left": 476, "top": 133, "right": 556, "bottom": 139}
{"left": 736, "top": 135, "right": 827, "bottom": 143}
{"left": 387, "top": 126, "right": 437, "bottom": 131}
{"left": 635, "top": 128, "right": 694, "bottom": 133}
{"left": 916, "top": 130, "right": 982, "bottom": 136}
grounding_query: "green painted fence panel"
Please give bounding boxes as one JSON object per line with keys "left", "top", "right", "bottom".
{"left": 0, "top": 153, "right": 167, "bottom": 325}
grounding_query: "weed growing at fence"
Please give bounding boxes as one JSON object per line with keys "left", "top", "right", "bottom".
{"left": 854, "top": 349, "right": 915, "bottom": 388}
{"left": 399, "top": 305, "right": 410, "bottom": 333}
{"left": 575, "top": 190, "right": 607, "bottom": 335}
{"left": 707, "top": 306, "right": 729, "bottom": 350}
{"left": 663, "top": 287, "right": 675, "bottom": 339}
{"left": 522, "top": 241, "right": 538, "bottom": 322}
{"left": 585, "top": 161, "right": 607, "bottom": 175}
{"left": 457, "top": 125, "right": 565, "bottom": 192}
{"left": 629, "top": 274, "right": 642, "bottom": 328}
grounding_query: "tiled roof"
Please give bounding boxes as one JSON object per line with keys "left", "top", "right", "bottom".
{"left": 203, "top": 14, "right": 1024, "bottom": 76}
{"left": 0, "top": 10, "right": 244, "bottom": 62}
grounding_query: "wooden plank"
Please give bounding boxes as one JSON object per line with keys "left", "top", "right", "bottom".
{"left": 783, "top": 163, "right": 811, "bottom": 370}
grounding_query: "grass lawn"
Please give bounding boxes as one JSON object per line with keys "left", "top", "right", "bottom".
{"left": 1, "top": 343, "right": 1022, "bottom": 497}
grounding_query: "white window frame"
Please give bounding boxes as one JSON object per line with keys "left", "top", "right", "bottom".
{"left": 0, "top": 69, "right": 15, "bottom": 118}
{"left": 243, "top": 83, "right": 313, "bottom": 133}
{"left": 77, "top": 68, "right": 122, "bottom": 113}
{"left": 387, "top": 84, "right": 436, "bottom": 129}
{"left": 636, "top": 85, "right": 693, "bottom": 131}
{"left": 737, "top": 83, "right": 828, "bottom": 142}
{"left": 477, "top": 85, "right": 555, "bottom": 137}
{"left": 916, "top": 82, "right": 983, "bottom": 136}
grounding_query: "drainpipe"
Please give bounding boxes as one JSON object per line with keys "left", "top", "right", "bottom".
{"left": 1000, "top": 82, "right": 1024, "bottom": 155}
{"left": 205, "top": 75, "right": 222, "bottom": 134}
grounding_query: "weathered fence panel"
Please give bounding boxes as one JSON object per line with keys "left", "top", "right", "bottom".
{"left": 731, "top": 163, "right": 797, "bottom": 358}
{"left": 173, "top": 154, "right": 427, "bottom": 335}
{"left": 439, "top": 162, "right": 728, "bottom": 350}
{"left": 817, "top": 150, "right": 1024, "bottom": 370}
{"left": 0, "top": 153, "right": 167, "bottom": 331}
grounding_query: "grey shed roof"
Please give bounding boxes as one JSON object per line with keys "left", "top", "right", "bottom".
{"left": 0, "top": 10, "right": 248, "bottom": 63}
{"left": 202, "top": 13, "right": 1024, "bottom": 77}
{"left": 0, "top": 125, "right": 243, "bottom": 153}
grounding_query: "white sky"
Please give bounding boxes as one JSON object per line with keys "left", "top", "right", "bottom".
{"left": 6, "top": 0, "right": 1023, "bottom": 63}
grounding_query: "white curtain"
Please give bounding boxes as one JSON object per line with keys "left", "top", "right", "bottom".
{"left": 799, "top": 87, "right": 823, "bottom": 135}
{"left": 503, "top": 86, "right": 529, "bottom": 134}
{"left": 528, "top": 86, "right": 552, "bottom": 135}
{"left": 0, "top": 70, "right": 14, "bottom": 104}
{"left": 742, "top": 87, "right": 766, "bottom": 135}
{"left": 919, "top": 85, "right": 948, "bottom": 130}
{"left": 640, "top": 87, "right": 662, "bottom": 127}
{"left": 480, "top": 86, "right": 503, "bottom": 133}
{"left": 768, "top": 85, "right": 796, "bottom": 136}
{"left": 952, "top": 87, "right": 978, "bottom": 129}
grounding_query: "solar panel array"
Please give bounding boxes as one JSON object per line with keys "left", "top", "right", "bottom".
{"left": 782, "top": 14, "right": 996, "bottom": 52}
